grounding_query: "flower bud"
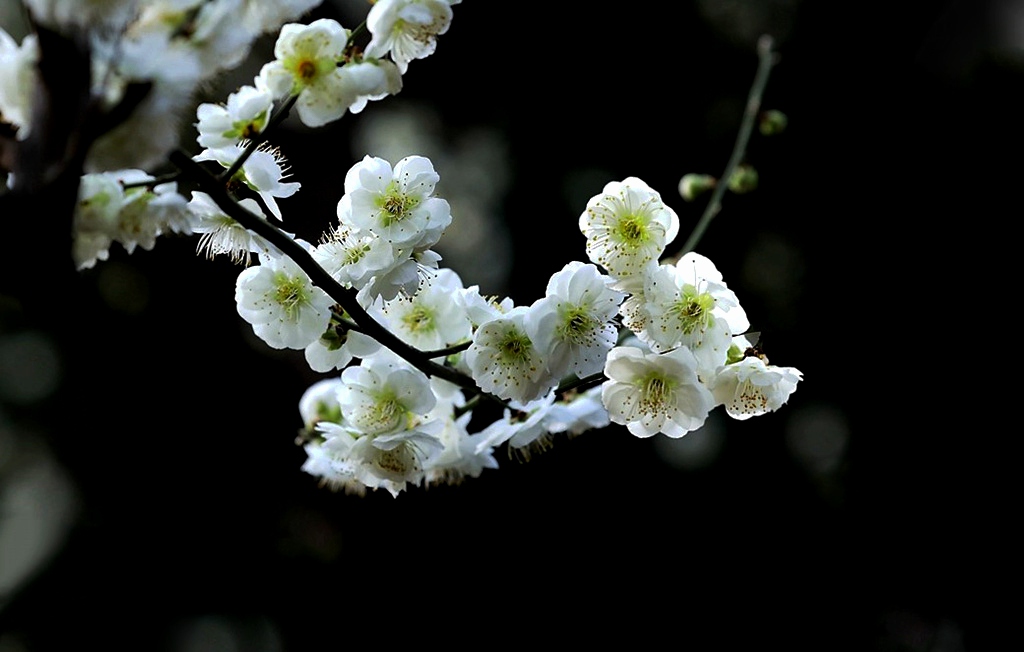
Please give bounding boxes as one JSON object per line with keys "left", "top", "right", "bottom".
{"left": 727, "top": 164, "right": 758, "bottom": 194}
{"left": 759, "top": 110, "right": 788, "bottom": 136}
{"left": 678, "top": 173, "right": 717, "bottom": 202}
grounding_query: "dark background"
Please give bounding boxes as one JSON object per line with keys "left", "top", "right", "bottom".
{"left": 0, "top": 0, "right": 1012, "bottom": 649}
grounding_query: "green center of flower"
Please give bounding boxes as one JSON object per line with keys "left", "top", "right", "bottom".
{"left": 402, "top": 305, "right": 434, "bottom": 333}
{"left": 377, "top": 184, "right": 420, "bottom": 226}
{"left": 343, "top": 242, "right": 370, "bottom": 266}
{"left": 639, "top": 372, "right": 675, "bottom": 412}
{"left": 615, "top": 214, "right": 648, "bottom": 247}
{"left": 671, "top": 285, "right": 715, "bottom": 334}
{"left": 498, "top": 330, "right": 533, "bottom": 365}
{"left": 231, "top": 115, "right": 267, "bottom": 141}
{"left": 560, "top": 305, "right": 596, "bottom": 344}
{"left": 359, "top": 392, "right": 404, "bottom": 435}
{"left": 274, "top": 274, "right": 309, "bottom": 319}
{"left": 286, "top": 53, "right": 335, "bottom": 93}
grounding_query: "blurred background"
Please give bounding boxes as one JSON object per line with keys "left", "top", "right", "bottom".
{"left": 0, "top": 0, "right": 1012, "bottom": 649}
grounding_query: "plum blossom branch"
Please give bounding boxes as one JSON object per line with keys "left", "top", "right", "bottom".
{"left": 170, "top": 149, "right": 479, "bottom": 392}
{"left": 680, "top": 35, "right": 778, "bottom": 255}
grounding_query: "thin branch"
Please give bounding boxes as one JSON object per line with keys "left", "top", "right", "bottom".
{"left": 680, "top": 35, "right": 778, "bottom": 255}
{"left": 330, "top": 309, "right": 363, "bottom": 333}
{"left": 421, "top": 341, "right": 471, "bottom": 359}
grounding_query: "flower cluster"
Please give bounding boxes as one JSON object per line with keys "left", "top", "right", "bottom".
{"left": 2, "top": 0, "right": 802, "bottom": 498}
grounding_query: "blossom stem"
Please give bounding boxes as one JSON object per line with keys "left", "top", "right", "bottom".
{"left": 330, "top": 309, "right": 363, "bottom": 333}
{"left": 216, "top": 94, "right": 299, "bottom": 184}
{"left": 348, "top": 22, "right": 367, "bottom": 44}
{"left": 421, "top": 341, "right": 471, "bottom": 359}
{"left": 453, "top": 394, "right": 481, "bottom": 419}
{"left": 172, "top": 150, "right": 479, "bottom": 392}
{"left": 556, "top": 371, "right": 605, "bottom": 398}
{"left": 680, "top": 35, "right": 777, "bottom": 255}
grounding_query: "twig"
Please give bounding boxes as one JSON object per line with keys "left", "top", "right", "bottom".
{"left": 680, "top": 35, "right": 778, "bottom": 255}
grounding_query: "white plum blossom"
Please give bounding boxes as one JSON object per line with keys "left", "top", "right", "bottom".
{"left": 601, "top": 345, "right": 715, "bottom": 438}
{"left": 423, "top": 411, "right": 499, "bottom": 486}
{"left": 381, "top": 267, "right": 472, "bottom": 351}
{"left": 579, "top": 177, "right": 680, "bottom": 280}
{"left": 316, "top": 154, "right": 450, "bottom": 301}
{"left": 543, "top": 386, "right": 611, "bottom": 437}
{"left": 421, "top": 378, "right": 498, "bottom": 486}
{"left": 711, "top": 356, "right": 802, "bottom": 420}
{"left": 72, "top": 172, "right": 125, "bottom": 269}
{"left": 343, "top": 154, "right": 452, "bottom": 249}
{"left": 258, "top": 18, "right": 368, "bottom": 127}
{"left": 72, "top": 170, "right": 192, "bottom": 269}
{"left": 338, "top": 59, "right": 403, "bottom": 115}
{"left": 301, "top": 439, "right": 364, "bottom": 495}
{"left": 194, "top": 144, "right": 300, "bottom": 220}
{"left": 640, "top": 252, "right": 749, "bottom": 376}
{"left": 298, "top": 377, "right": 344, "bottom": 431}
{"left": 473, "top": 391, "right": 560, "bottom": 455}
{"left": 457, "top": 286, "right": 514, "bottom": 329}
{"left": 526, "top": 261, "right": 625, "bottom": 379}
{"left": 314, "top": 222, "right": 398, "bottom": 290}
{"left": 109, "top": 172, "right": 194, "bottom": 249}
{"left": 464, "top": 307, "right": 557, "bottom": 404}
{"left": 235, "top": 249, "right": 333, "bottom": 350}
{"left": 195, "top": 82, "right": 274, "bottom": 150}
{"left": 188, "top": 191, "right": 280, "bottom": 265}
{"left": 364, "top": 0, "right": 454, "bottom": 73}
{"left": 315, "top": 422, "right": 443, "bottom": 497}
{"left": 304, "top": 352, "right": 446, "bottom": 497}
{"left": 337, "top": 352, "right": 437, "bottom": 437}
{"left": 358, "top": 247, "right": 429, "bottom": 301}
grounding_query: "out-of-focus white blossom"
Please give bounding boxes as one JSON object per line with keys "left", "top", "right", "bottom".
{"left": 72, "top": 170, "right": 192, "bottom": 269}
{"left": 364, "top": 0, "right": 454, "bottom": 73}
{"left": 0, "top": 28, "right": 38, "bottom": 140}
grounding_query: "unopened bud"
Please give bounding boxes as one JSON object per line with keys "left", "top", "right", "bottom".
{"left": 727, "top": 164, "right": 758, "bottom": 194}
{"left": 759, "top": 110, "right": 788, "bottom": 136}
{"left": 678, "top": 173, "right": 717, "bottom": 202}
